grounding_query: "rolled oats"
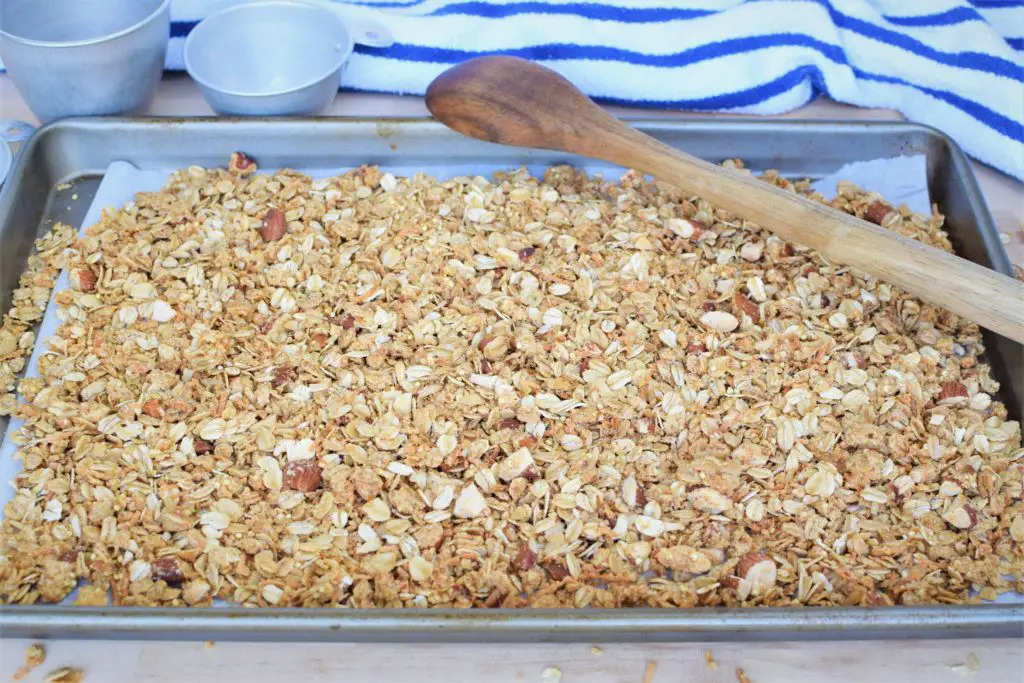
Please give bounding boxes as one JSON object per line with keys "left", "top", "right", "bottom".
{"left": 0, "top": 158, "right": 1020, "bottom": 611}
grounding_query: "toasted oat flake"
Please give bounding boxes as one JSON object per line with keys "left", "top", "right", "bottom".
{"left": 0, "top": 160, "right": 1019, "bottom": 611}
{"left": 704, "top": 650, "right": 718, "bottom": 670}
{"left": 43, "top": 668, "right": 83, "bottom": 683}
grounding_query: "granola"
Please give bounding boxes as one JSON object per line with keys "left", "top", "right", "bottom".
{"left": 0, "top": 157, "right": 1021, "bottom": 609}
{"left": 0, "top": 222, "right": 75, "bottom": 417}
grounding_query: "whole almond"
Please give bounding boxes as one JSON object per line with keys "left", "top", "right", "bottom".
{"left": 151, "top": 557, "right": 185, "bottom": 583}
{"left": 76, "top": 269, "right": 97, "bottom": 292}
{"left": 542, "top": 559, "right": 570, "bottom": 580}
{"left": 513, "top": 545, "right": 537, "bottom": 571}
{"left": 864, "top": 200, "right": 894, "bottom": 225}
{"left": 282, "top": 460, "right": 322, "bottom": 492}
{"left": 261, "top": 208, "right": 286, "bottom": 242}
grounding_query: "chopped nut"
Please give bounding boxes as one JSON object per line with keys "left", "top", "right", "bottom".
{"left": 942, "top": 503, "right": 978, "bottom": 530}
{"left": 736, "top": 551, "right": 777, "bottom": 599}
{"left": 480, "top": 335, "right": 513, "bottom": 361}
{"left": 453, "top": 484, "right": 488, "bottom": 518}
{"left": 700, "top": 310, "right": 739, "bottom": 333}
{"left": 272, "top": 365, "right": 297, "bottom": 388}
{"left": 228, "top": 151, "right": 256, "bottom": 175}
{"left": 733, "top": 292, "right": 760, "bottom": 323}
{"left": 141, "top": 399, "right": 163, "bottom": 419}
{"left": 739, "top": 242, "right": 763, "bottom": 262}
{"left": 542, "top": 559, "right": 570, "bottom": 580}
{"left": 193, "top": 438, "right": 215, "bottom": 454}
{"left": 498, "top": 448, "right": 535, "bottom": 482}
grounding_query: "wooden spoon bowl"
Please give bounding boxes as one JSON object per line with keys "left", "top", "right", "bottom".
{"left": 426, "top": 56, "right": 1024, "bottom": 343}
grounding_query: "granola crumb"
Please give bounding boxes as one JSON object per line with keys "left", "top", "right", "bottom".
{"left": 642, "top": 661, "right": 657, "bottom": 683}
{"left": 948, "top": 653, "right": 981, "bottom": 676}
{"left": 204, "top": 640, "right": 215, "bottom": 649}
{"left": 42, "top": 668, "right": 83, "bottom": 683}
{"left": 590, "top": 646, "right": 602, "bottom": 656}
{"left": 704, "top": 650, "right": 718, "bottom": 670}
{"left": 736, "top": 667, "right": 751, "bottom": 683}
{"left": 72, "top": 586, "right": 108, "bottom": 607}
{"left": 541, "top": 667, "right": 562, "bottom": 683}
{"left": 11, "top": 643, "right": 45, "bottom": 681}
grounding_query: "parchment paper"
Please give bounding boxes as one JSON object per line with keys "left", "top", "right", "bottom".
{"left": 5, "top": 155, "right": 1017, "bottom": 605}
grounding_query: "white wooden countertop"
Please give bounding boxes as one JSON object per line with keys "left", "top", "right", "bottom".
{"left": 0, "top": 73, "right": 1022, "bottom": 683}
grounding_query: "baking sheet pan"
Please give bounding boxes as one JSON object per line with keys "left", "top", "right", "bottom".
{"left": 0, "top": 118, "right": 1020, "bottom": 640}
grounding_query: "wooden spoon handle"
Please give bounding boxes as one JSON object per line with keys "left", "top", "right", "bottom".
{"left": 426, "top": 56, "right": 1024, "bottom": 343}
{"left": 592, "top": 124, "right": 1024, "bottom": 344}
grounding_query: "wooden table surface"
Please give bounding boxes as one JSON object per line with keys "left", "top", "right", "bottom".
{"left": 1, "top": 74, "right": 1022, "bottom": 682}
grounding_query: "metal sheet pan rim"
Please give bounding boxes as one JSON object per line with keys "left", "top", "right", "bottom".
{"left": 2, "top": 604, "right": 1022, "bottom": 642}
{"left": 0, "top": 117, "right": 1019, "bottom": 641}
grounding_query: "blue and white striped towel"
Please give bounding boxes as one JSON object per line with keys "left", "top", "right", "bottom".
{"left": 69, "top": 1, "right": 1024, "bottom": 179}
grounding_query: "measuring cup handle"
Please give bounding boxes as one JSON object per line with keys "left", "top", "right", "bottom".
{"left": 305, "top": 0, "right": 395, "bottom": 48}
{"left": 0, "top": 120, "right": 36, "bottom": 144}
{"left": 343, "top": 16, "right": 394, "bottom": 48}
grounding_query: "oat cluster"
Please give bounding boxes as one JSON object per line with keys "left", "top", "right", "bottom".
{"left": 0, "top": 156, "right": 1021, "bottom": 609}
{"left": 0, "top": 223, "right": 75, "bottom": 417}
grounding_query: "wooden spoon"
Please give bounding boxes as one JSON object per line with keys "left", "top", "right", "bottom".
{"left": 426, "top": 56, "right": 1024, "bottom": 344}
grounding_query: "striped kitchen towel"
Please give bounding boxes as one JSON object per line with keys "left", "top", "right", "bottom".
{"left": 39, "top": 0, "right": 1024, "bottom": 178}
